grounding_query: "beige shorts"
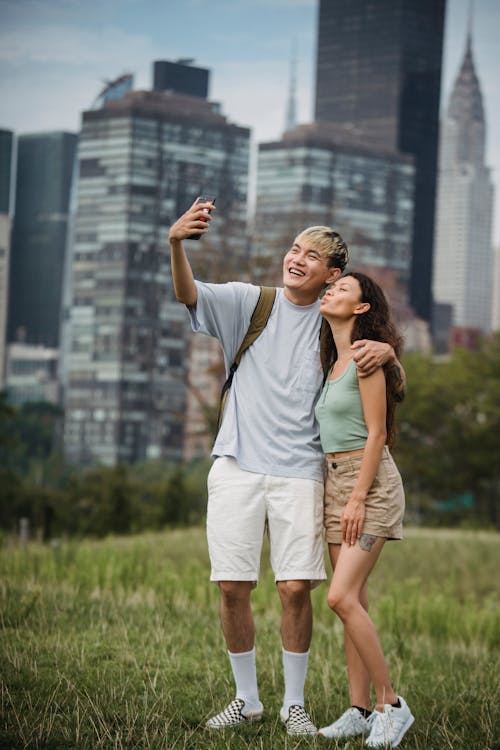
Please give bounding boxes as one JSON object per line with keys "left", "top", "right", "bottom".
{"left": 207, "top": 457, "right": 326, "bottom": 586}
{"left": 324, "top": 446, "right": 405, "bottom": 544}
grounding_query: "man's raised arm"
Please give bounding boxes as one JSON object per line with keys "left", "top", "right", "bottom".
{"left": 351, "top": 340, "right": 407, "bottom": 402}
{"left": 168, "top": 199, "right": 215, "bottom": 306}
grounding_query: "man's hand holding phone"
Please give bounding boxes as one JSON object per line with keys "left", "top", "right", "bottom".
{"left": 168, "top": 196, "right": 216, "bottom": 243}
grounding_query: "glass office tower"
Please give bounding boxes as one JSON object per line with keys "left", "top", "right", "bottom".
{"left": 63, "top": 89, "right": 250, "bottom": 465}
{"left": 314, "top": 0, "right": 445, "bottom": 321}
{"left": 0, "top": 129, "right": 14, "bottom": 386}
{"left": 0, "top": 129, "right": 14, "bottom": 215}
{"left": 255, "top": 124, "right": 414, "bottom": 285}
{"left": 8, "top": 131, "right": 78, "bottom": 347}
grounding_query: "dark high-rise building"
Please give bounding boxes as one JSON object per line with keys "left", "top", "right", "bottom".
{"left": 153, "top": 59, "right": 209, "bottom": 99}
{"left": 314, "top": 0, "right": 446, "bottom": 321}
{"left": 8, "top": 131, "right": 78, "bottom": 347}
{"left": 0, "top": 129, "right": 15, "bottom": 385}
{"left": 0, "top": 129, "right": 14, "bottom": 214}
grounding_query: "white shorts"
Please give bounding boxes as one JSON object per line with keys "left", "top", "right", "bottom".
{"left": 206, "top": 457, "right": 326, "bottom": 587}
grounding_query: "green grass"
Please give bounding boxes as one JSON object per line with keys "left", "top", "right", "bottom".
{"left": 1, "top": 527, "right": 499, "bottom": 749}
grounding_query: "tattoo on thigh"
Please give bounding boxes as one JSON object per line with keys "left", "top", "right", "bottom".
{"left": 358, "top": 534, "right": 377, "bottom": 552}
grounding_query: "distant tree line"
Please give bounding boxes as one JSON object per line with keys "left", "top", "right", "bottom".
{"left": 0, "top": 398, "right": 210, "bottom": 540}
{"left": 0, "top": 333, "right": 499, "bottom": 540}
{"left": 393, "top": 333, "right": 500, "bottom": 528}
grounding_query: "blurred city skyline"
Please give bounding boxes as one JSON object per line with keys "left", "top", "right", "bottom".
{"left": 0, "top": 0, "right": 498, "bottom": 242}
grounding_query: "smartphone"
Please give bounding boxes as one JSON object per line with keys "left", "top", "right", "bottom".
{"left": 188, "top": 195, "right": 216, "bottom": 240}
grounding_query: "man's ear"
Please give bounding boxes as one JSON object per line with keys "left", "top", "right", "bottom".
{"left": 326, "top": 267, "right": 341, "bottom": 284}
{"left": 354, "top": 302, "right": 371, "bottom": 316}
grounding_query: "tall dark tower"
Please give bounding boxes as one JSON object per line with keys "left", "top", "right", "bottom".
{"left": 0, "top": 129, "right": 14, "bottom": 214}
{"left": 0, "top": 129, "right": 14, "bottom": 385}
{"left": 314, "top": 0, "right": 446, "bottom": 321}
{"left": 8, "top": 131, "right": 77, "bottom": 347}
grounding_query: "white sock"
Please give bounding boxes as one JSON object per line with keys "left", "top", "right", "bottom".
{"left": 228, "top": 648, "right": 262, "bottom": 712}
{"left": 282, "top": 648, "right": 310, "bottom": 713}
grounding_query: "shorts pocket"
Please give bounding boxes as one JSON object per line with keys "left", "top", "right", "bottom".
{"left": 207, "top": 457, "right": 226, "bottom": 493}
{"left": 364, "top": 476, "right": 390, "bottom": 524}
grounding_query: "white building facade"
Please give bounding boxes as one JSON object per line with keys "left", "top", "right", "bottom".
{"left": 5, "top": 343, "right": 59, "bottom": 406}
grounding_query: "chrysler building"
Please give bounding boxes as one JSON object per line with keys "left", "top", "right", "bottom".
{"left": 433, "top": 30, "right": 494, "bottom": 334}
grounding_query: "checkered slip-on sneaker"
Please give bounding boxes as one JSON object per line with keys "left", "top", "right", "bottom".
{"left": 280, "top": 705, "right": 317, "bottom": 735}
{"left": 206, "top": 698, "right": 263, "bottom": 729}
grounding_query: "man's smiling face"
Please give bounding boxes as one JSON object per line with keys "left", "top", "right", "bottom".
{"left": 282, "top": 232, "right": 340, "bottom": 303}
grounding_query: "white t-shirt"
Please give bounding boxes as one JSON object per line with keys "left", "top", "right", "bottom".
{"left": 188, "top": 280, "right": 325, "bottom": 482}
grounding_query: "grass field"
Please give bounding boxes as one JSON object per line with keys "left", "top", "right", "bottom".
{"left": 1, "top": 527, "right": 499, "bottom": 750}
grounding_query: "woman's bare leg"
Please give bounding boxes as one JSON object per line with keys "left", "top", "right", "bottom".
{"left": 329, "top": 543, "right": 371, "bottom": 709}
{"left": 328, "top": 537, "right": 397, "bottom": 710}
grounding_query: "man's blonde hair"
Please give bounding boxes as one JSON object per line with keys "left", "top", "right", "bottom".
{"left": 298, "top": 226, "right": 349, "bottom": 271}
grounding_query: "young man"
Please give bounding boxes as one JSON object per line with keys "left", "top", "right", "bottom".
{"left": 169, "top": 199, "right": 400, "bottom": 736}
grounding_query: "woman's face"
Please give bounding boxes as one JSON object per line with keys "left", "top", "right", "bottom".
{"left": 319, "top": 275, "right": 366, "bottom": 320}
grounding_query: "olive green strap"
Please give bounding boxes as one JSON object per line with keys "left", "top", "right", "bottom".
{"left": 233, "top": 286, "right": 277, "bottom": 367}
{"left": 216, "top": 286, "right": 276, "bottom": 432}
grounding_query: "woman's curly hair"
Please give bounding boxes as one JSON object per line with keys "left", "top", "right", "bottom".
{"left": 321, "top": 271, "right": 404, "bottom": 447}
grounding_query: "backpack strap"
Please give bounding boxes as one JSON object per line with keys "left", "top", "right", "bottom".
{"left": 216, "top": 286, "right": 276, "bottom": 432}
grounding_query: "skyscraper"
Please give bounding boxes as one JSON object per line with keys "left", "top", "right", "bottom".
{"left": 314, "top": 0, "right": 445, "bottom": 321}
{"left": 492, "top": 245, "right": 500, "bottom": 332}
{"left": 255, "top": 123, "right": 415, "bottom": 286}
{"left": 7, "top": 131, "right": 78, "bottom": 347}
{"left": 63, "top": 87, "right": 250, "bottom": 466}
{"left": 0, "top": 129, "right": 14, "bottom": 215}
{"left": 0, "top": 129, "right": 14, "bottom": 386}
{"left": 433, "top": 32, "right": 494, "bottom": 336}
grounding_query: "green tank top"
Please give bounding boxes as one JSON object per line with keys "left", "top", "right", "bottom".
{"left": 314, "top": 359, "right": 368, "bottom": 452}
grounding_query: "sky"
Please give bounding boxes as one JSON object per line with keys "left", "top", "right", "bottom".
{"left": 1, "top": 0, "right": 499, "bottom": 242}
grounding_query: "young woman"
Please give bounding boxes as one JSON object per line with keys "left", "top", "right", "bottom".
{"left": 315, "top": 272, "right": 414, "bottom": 748}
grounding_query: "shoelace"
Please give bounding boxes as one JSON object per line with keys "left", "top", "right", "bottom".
{"left": 366, "top": 712, "right": 377, "bottom": 729}
{"left": 367, "top": 711, "right": 389, "bottom": 741}
{"left": 341, "top": 708, "right": 368, "bottom": 730}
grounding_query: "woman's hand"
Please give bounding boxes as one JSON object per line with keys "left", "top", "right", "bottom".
{"left": 341, "top": 495, "right": 366, "bottom": 546}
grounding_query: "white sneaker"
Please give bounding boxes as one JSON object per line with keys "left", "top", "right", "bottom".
{"left": 365, "top": 696, "right": 414, "bottom": 747}
{"left": 280, "top": 705, "right": 317, "bottom": 735}
{"left": 206, "top": 698, "right": 263, "bottom": 729}
{"left": 318, "top": 707, "right": 372, "bottom": 738}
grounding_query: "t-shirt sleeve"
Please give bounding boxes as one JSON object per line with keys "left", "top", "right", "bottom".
{"left": 187, "top": 280, "right": 261, "bottom": 368}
